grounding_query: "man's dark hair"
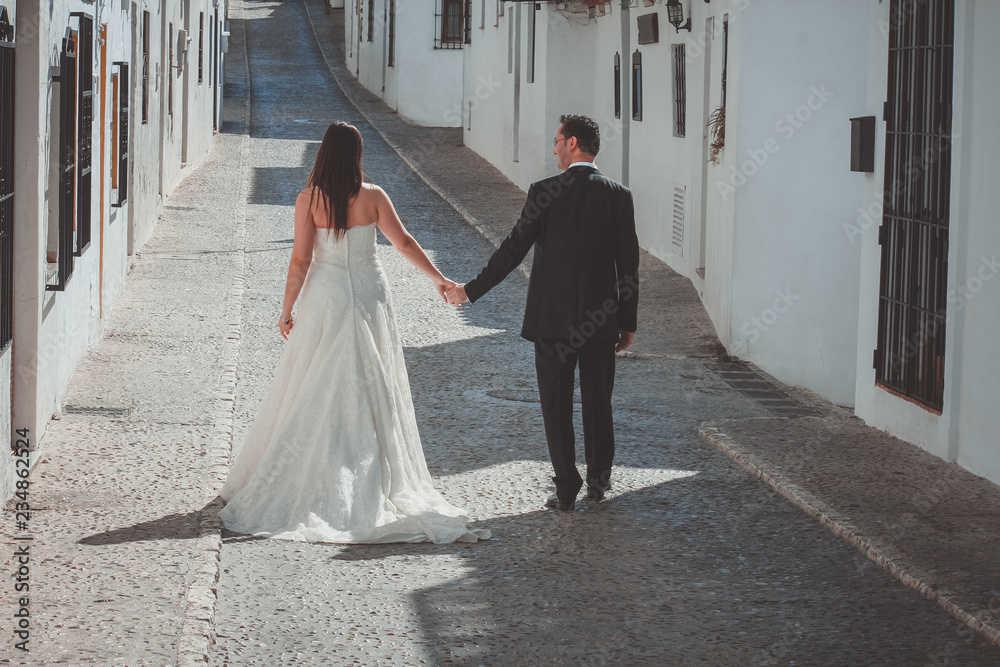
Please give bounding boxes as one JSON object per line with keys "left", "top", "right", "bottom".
{"left": 559, "top": 114, "right": 600, "bottom": 156}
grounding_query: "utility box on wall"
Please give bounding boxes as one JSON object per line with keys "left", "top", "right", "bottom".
{"left": 850, "top": 116, "right": 876, "bottom": 173}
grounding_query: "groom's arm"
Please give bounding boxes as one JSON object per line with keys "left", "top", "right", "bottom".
{"left": 464, "top": 184, "right": 545, "bottom": 303}
{"left": 615, "top": 190, "right": 640, "bottom": 333}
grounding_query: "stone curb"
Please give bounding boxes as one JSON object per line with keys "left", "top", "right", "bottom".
{"left": 300, "top": 0, "right": 530, "bottom": 281}
{"left": 175, "top": 5, "right": 252, "bottom": 664}
{"left": 698, "top": 422, "right": 1000, "bottom": 649}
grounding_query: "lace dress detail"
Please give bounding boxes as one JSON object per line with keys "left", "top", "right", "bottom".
{"left": 219, "top": 224, "right": 489, "bottom": 543}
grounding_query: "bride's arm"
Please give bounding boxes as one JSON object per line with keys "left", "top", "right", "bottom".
{"left": 280, "top": 191, "right": 319, "bottom": 335}
{"left": 373, "top": 186, "right": 452, "bottom": 300}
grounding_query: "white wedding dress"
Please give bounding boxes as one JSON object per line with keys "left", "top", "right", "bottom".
{"left": 219, "top": 223, "right": 489, "bottom": 544}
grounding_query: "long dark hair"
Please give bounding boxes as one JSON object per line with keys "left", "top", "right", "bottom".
{"left": 308, "top": 122, "right": 364, "bottom": 239}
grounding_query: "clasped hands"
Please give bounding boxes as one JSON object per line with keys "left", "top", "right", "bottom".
{"left": 435, "top": 279, "right": 634, "bottom": 352}
{"left": 437, "top": 280, "right": 469, "bottom": 307}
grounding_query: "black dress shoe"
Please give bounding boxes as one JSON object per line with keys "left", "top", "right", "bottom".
{"left": 584, "top": 487, "right": 606, "bottom": 502}
{"left": 545, "top": 494, "right": 575, "bottom": 511}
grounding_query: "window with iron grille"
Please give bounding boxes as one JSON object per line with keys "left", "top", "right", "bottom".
{"left": 435, "top": 0, "right": 466, "bottom": 49}
{"left": 631, "top": 50, "right": 642, "bottom": 121}
{"left": 112, "top": 62, "right": 129, "bottom": 208}
{"left": 142, "top": 11, "right": 150, "bottom": 124}
{"left": 672, "top": 44, "right": 686, "bottom": 137}
{"left": 874, "top": 0, "right": 955, "bottom": 411}
{"left": 0, "top": 7, "right": 14, "bottom": 349}
{"left": 613, "top": 53, "right": 621, "bottom": 119}
{"left": 47, "top": 37, "right": 77, "bottom": 292}
{"left": 465, "top": 0, "right": 472, "bottom": 44}
{"left": 71, "top": 13, "right": 93, "bottom": 258}
{"left": 198, "top": 13, "right": 204, "bottom": 84}
{"left": 388, "top": 0, "right": 395, "bottom": 66}
{"left": 168, "top": 23, "right": 174, "bottom": 116}
{"left": 367, "top": 0, "right": 374, "bottom": 42}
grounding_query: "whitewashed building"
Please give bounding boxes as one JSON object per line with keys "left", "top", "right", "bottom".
{"left": 346, "top": 0, "right": 465, "bottom": 126}
{"left": 350, "top": 0, "right": 1000, "bottom": 486}
{"left": 1, "top": 0, "right": 227, "bottom": 501}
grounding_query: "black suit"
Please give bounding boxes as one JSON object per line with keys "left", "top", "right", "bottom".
{"left": 465, "top": 165, "right": 639, "bottom": 502}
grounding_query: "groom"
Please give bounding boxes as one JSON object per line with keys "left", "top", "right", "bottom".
{"left": 447, "top": 114, "right": 639, "bottom": 511}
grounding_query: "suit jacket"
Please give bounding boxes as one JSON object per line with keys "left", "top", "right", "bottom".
{"left": 464, "top": 165, "right": 639, "bottom": 342}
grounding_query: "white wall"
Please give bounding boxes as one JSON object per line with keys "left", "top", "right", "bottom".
{"left": 464, "top": 2, "right": 614, "bottom": 191}
{"left": 347, "top": 0, "right": 462, "bottom": 127}
{"left": 461, "top": 0, "right": 510, "bottom": 174}
{"left": 726, "top": 0, "right": 869, "bottom": 405}
{"left": 8, "top": 0, "right": 223, "bottom": 502}
{"left": 130, "top": 0, "right": 219, "bottom": 253}
{"left": 949, "top": 0, "right": 1000, "bottom": 484}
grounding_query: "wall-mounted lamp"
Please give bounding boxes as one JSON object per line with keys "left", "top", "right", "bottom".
{"left": 666, "top": 0, "right": 692, "bottom": 32}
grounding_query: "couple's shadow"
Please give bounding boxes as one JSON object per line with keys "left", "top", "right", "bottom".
{"left": 76, "top": 479, "right": 674, "bottom": 547}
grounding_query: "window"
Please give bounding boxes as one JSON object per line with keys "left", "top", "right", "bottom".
{"left": 71, "top": 13, "right": 93, "bottom": 258}
{"left": 0, "top": 7, "right": 14, "bottom": 348}
{"left": 198, "top": 12, "right": 204, "bottom": 84}
{"left": 631, "top": 50, "right": 642, "bottom": 121}
{"left": 141, "top": 11, "right": 150, "bottom": 124}
{"left": 168, "top": 23, "right": 174, "bottom": 116}
{"left": 526, "top": 4, "right": 536, "bottom": 83}
{"left": 613, "top": 52, "right": 621, "bottom": 119}
{"left": 721, "top": 15, "right": 729, "bottom": 108}
{"left": 47, "top": 37, "right": 77, "bottom": 292}
{"left": 672, "top": 44, "right": 686, "bottom": 137}
{"left": 111, "top": 62, "right": 129, "bottom": 208}
{"left": 507, "top": 9, "right": 513, "bottom": 72}
{"left": 388, "top": 0, "right": 396, "bottom": 66}
{"left": 435, "top": 0, "right": 465, "bottom": 49}
{"left": 873, "top": 0, "right": 955, "bottom": 411}
{"left": 367, "top": 0, "right": 374, "bottom": 42}
{"left": 208, "top": 19, "right": 213, "bottom": 85}
{"left": 465, "top": 0, "right": 472, "bottom": 44}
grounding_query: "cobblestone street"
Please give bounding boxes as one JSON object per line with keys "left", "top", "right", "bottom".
{"left": 4, "top": 0, "right": 1000, "bottom": 665}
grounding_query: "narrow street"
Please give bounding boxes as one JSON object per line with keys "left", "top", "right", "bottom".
{"left": 4, "top": 0, "right": 1000, "bottom": 665}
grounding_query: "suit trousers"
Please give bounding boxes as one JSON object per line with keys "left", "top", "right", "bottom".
{"left": 534, "top": 337, "right": 617, "bottom": 502}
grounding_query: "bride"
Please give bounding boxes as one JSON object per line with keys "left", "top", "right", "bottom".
{"left": 219, "top": 122, "right": 489, "bottom": 544}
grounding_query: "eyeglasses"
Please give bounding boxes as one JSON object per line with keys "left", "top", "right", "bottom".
{"left": 552, "top": 137, "right": 568, "bottom": 147}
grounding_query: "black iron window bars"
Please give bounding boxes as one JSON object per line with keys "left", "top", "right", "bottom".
{"left": 112, "top": 62, "right": 129, "bottom": 208}
{"left": 874, "top": 0, "right": 955, "bottom": 411}
{"left": 435, "top": 0, "right": 467, "bottom": 49}
{"left": 47, "top": 37, "right": 77, "bottom": 292}
{"left": 672, "top": 43, "right": 686, "bottom": 137}
{"left": 71, "top": 12, "right": 93, "bottom": 259}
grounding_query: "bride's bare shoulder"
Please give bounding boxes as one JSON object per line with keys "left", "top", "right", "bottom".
{"left": 298, "top": 186, "right": 322, "bottom": 201}
{"left": 357, "top": 182, "right": 385, "bottom": 197}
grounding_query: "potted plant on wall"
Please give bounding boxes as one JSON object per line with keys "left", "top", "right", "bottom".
{"left": 707, "top": 105, "right": 725, "bottom": 165}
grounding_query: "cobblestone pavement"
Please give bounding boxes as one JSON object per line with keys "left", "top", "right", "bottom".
{"left": 3, "top": 0, "right": 1000, "bottom": 664}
